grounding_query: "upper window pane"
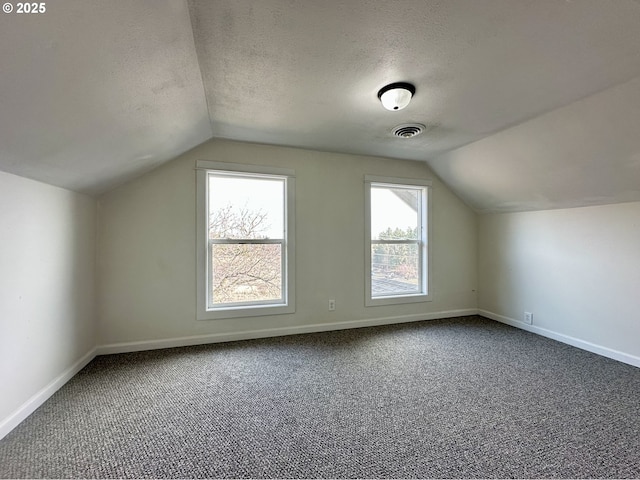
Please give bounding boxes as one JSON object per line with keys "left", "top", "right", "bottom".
{"left": 371, "top": 186, "right": 419, "bottom": 240}
{"left": 209, "top": 174, "right": 284, "bottom": 240}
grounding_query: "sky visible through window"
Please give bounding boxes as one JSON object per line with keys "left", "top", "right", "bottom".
{"left": 209, "top": 175, "right": 417, "bottom": 239}
{"left": 371, "top": 187, "right": 418, "bottom": 238}
{"left": 209, "top": 175, "right": 284, "bottom": 239}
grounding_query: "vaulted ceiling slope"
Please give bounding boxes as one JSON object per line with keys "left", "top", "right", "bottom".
{"left": 0, "top": 1, "right": 212, "bottom": 194}
{"left": 1, "top": 1, "right": 639, "bottom": 212}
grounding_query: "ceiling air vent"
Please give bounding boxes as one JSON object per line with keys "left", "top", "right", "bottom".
{"left": 392, "top": 123, "right": 426, "bottom": 139}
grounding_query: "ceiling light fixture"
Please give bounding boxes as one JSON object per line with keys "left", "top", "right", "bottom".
{"left": 377, "top": 82, "right": 415, "bottom": 111}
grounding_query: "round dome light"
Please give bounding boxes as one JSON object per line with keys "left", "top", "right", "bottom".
{"left": 377, "top": 82, "right": 416, "bottom": 111}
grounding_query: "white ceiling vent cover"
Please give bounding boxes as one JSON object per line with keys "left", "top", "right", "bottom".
{"left": 392, "top": 123, "right": 426, "bottom": 138}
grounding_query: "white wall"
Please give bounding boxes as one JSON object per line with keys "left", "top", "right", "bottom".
{"left": 97, "top": 139, "right": 477, "bottom": 348}
{"left": 0, "top": 172, "right": 96, "bottom": 436}
{"left": 478, "top": 202, "right": 640, "bottom": 365}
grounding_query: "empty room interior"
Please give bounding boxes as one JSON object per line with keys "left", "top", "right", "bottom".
{"left": 1, "top": 0, "right": 639, "bottom": 478}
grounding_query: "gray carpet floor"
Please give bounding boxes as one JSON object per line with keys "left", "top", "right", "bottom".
{"left": 1, "top": 315, "right": 639, "bottom": 478}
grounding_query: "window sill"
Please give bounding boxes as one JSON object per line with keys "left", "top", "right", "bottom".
{"left": 197, "top": 303, "right": 295, "bottom": 320}
{"left": 365, "top": 293, "right": 431, "bottom": 307}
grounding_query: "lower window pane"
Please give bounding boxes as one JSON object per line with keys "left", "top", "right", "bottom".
{"left": 211, "top": 244, "right": 282, "bottom": 305}
{"left": 371, "top": 243, "right": 419, "bottom": 297}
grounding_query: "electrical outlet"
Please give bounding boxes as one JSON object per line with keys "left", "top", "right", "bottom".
{"left": 524, "top": 312, "right": 533, "bottom": 324}
{"left": 328, "top": 299, "right": 336, "bottom": 311}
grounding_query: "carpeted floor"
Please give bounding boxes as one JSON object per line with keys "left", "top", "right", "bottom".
{"left": 1, "top": 315, "right": 639, "bottom": 478}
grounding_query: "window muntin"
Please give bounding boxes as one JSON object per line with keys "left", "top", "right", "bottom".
{"left": 197, "top": 161, "right": 295, "bottom": 319}
{"left": 365, "top": 176, "right": 431, "bottom": 306}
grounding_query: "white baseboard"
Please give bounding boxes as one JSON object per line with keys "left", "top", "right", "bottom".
{"left": 97, "top": 309, "right": 479, "bottom": 355}
{"left": 479, "top": 309, "right": 640, "bottom": 368}
{"left": 0, "top": 348, "right": 97, "bottom": 441}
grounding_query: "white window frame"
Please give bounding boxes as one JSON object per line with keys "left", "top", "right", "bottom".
{"left": 196, "top": 160, "right": 296, "bottom": 320}
{"left": 364, "top": 175, "right": 432, "bottom": 307}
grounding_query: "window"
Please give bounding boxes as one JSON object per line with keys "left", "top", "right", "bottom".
{"left": 196, "top": 161, "right": 295, "bottom": 319}
{"left": 365, "top": 175, "right": 431, "bottom": 306}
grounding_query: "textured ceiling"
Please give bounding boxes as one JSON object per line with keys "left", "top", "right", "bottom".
{"left": 191, "top": 0, "right": 640, "bottom": 157}
{"left": 1, "top": 0, "right": 640, "bottom": 211}
{"left": 0, "top": 1, "right": 211, "bottom": 194}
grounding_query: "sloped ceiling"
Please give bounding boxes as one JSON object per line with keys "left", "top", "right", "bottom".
{"left": 1, "top": 0, "right": 640, "bottom": 212}
{"left": 0, "top": 1, "right": 211, "bottom": 193}
{"left": 429, "top": 76, "right": 640, "bottom": 213}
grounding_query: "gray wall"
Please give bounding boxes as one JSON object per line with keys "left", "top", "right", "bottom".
{"left": 97, "top": 139, "right": 478, "bottom": 348}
